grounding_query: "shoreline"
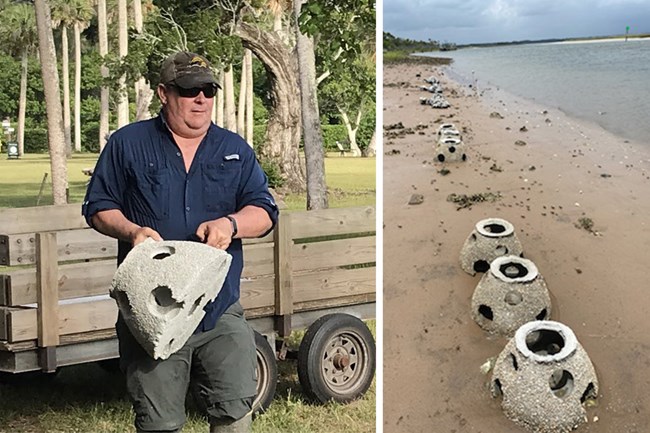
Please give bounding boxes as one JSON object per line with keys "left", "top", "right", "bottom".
{"left": 443, "top": 60, "right": 650, "bottom": 147}
{"left": 383, "top": 59, "right": 650, "bottom": 433}
{"left": 548, "top": 36, "right": 650, "bottom": 45}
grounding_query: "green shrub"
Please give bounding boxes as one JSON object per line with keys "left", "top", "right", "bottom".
{"left": 24, "top": 127, "right": 48, "bottom": 153}
{"left": 259, "top": 157, "right": 284, "bottom": 189}
{"left": 321, "top": 124, "right": 348, "bottom": 150}
{"left": 252, "top": 124, "right": 266, "bottom": 153}
{"left": 357, "top": 104, "right": 376, "bottom": 151}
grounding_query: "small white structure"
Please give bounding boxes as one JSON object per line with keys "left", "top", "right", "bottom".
{"left": 437, "top": 123, "right": 460, "bottom": 139}
{"left": 471, "top": 256, "right": 551, "bottom": 336}
{"left": 460, "top": 218, "right": 524, "bottom": 275}
{"left": 439, "top": 128, "right": 460, "bottom": 139}
{"left": 491, "top": 321, "right": 599, "bottom": 433}
{"left": 111, "top": 239, "right": 232, "bottom": 359}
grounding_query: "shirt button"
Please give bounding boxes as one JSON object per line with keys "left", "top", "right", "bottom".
{"left": 176, "top": 152, "right": 181, "bottom": 157}
{"left": 185, "top": 207, "right": 190, "bottom": 212}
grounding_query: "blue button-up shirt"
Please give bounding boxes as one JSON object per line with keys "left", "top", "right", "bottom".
{"left": 82, "top": 114, "right": 278, "bottom": 332}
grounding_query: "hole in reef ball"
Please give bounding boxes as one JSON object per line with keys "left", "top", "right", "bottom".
{"left": 474, "top": 260, "right": 490, "bottom": 273}
{"left": 549, "top": 369, "right": 574, "bottom": 398}
{"left": 151, "top": 246, "right": 176, "bottom": 260}
{"left": 500, "top": 262, "right": 528, "bottom": 278}
{"left": 478, "top": 304, "right": 494, "bottom": 321}
{"left": 526, "top": 329, "right": 564, "bottom": 355}
{"left": 484, "top": 223, "right": 506, "bottom": 234}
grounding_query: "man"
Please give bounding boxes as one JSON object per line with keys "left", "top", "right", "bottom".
{"left": 82, "top": 51, "right": 278, "bottom": 433}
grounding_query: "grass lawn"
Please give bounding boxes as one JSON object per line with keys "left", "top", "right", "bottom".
{"left": 284, "top": 154, "right": 376, "bottom": 210}
{"left": 0, "top": 154, "right": 97, "bottom": 207}
{"left": 0, "top": 153, "right": 376, "bottom": 432}
{"left": 0, "top": 153, "right": 375, "bottom": 210}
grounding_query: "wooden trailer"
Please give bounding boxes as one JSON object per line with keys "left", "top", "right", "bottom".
{"left": 0, "top": 204, "right": 376, "bottom": 412}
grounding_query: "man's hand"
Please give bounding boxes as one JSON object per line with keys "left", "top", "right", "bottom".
{"left": 196, "top": 218, "right": 232, "bottom": 250}
{"left": 91, "top": 209, "right": 162, "bottom": 246}
{"left": 130, "top": 226, "right": 163, "bottom": 246}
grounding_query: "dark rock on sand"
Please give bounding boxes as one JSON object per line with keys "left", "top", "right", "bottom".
{"left": 408, "top": 194, "right": 425, "bottom": 205}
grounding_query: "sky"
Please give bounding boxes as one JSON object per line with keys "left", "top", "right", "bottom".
{"left": 383, "top": 0, "right": 650, "bottom": 45}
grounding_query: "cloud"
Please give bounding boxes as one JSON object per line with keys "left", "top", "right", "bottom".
{"left": 384, "top": 0, "right": 650, "bottom": 44}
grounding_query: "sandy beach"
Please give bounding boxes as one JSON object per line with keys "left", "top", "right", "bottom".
{"left": 383, "top": 59, "right": 650, "bottom": 433}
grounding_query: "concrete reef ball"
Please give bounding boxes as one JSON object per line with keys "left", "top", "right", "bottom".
{"left": 471, "top": 255, "right": 552, "bottom": 336}
{"left": 435, "top": 137, "right": 466, "bottom": 163}
{"left": 491, "top": 321, "right": 599, "bottom": 433}
{"left": 460, "top": 218, "right": 524, "bottom": 275}
{"left": 437, "top": 123, "right": 457, "bottom": 137}
{"left": 111, "top": 239, "right": 232, "bottom": 360}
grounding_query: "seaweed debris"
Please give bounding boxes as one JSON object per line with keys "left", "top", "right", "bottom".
{"left": 447, "top": 192, "right": 502, "bottom": 210}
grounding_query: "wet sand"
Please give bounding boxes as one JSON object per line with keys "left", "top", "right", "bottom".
{"left": 383, "top": 60, "right": 650, "bottom": 433}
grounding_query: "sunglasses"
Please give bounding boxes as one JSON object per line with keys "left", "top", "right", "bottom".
{"left": 169, "top": 84, "right": 217, "bottom": 98}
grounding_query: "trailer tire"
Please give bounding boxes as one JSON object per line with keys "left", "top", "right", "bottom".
{"left": 297, "top": 314, "right": 375, "bottom": 404}
{"left": 253, "top": 331, "right": 278, "bottom": 416}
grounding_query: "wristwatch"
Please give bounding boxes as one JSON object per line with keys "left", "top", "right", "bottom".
{"left": 225, "top": 215, "right": 238, "bottom": 238}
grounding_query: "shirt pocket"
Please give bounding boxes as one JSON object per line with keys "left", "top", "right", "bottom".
{"left": 127, "top": 167, "right": 171, "bottom": 220}
{"left": 202, "top": 162, "right": 242, "bottom": 214}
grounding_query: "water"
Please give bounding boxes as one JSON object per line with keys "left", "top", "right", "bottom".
{"left": 423, "top": 39, "right": 650, "bottom": 144}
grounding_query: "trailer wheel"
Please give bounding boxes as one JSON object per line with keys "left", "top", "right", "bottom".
{"left": 252, "top": 331, "right": 278, "bottom": 416}
{"left": 297, "top": 314, "right": 375, "bottom": 404}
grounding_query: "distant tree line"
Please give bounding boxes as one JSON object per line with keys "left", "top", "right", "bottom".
{"left": 383, "top": 32, "right": 443, "bottom": 52}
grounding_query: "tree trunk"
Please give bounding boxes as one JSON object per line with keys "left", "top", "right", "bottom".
{"left": 133, "top": 0, "right": 152, "bottom": 121}
{"left": 294, "top": 0, "right": 327, "bottom": 209}
{"left": 34, "top": 0, "right": 68, "bottom": 205}
{"left": 74, "top": 23, "right": 82, "bottom": 152}
{"left": 216, "top": 69, "right": 224, "bottom": 127}
{"left": 62, "top": 26, "right": 72, "bottom": 156}
{"left": 235, "top": 21, "right": 305, "bottom": 192}
{"left": 245, "top": 49, "right": 254, "bottom": 146}
{"left": 98, "top": 0, "right": 109, "bottom": 151}
{"left": 135, "top": 84, "right": 153, "bottom": 121}
{"left": 340, "top": 109, "right": 362, "bottom": 156}
{"left": 237, "top": 56, "right": 246, "bottom": 136}
{"left": 18, "top": 51, "right": 28, "bottom": 156}
{"left": 224, "top": 65, "right": 236, "bottom": 132}
{"left": 116, "top": 0, "right": 129, "bottom": 127}
{"left": 366, "top": 128, "right": 376, "bottom": 157}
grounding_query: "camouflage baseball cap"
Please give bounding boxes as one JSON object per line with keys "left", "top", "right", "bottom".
{"left": 160, "top": 52, "right": 220, "bottom": 89}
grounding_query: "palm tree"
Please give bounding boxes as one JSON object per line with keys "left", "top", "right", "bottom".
{"left": 116, "top": 0, "right": 128, "bottom": 127}
{"left": 96, "top": 0, "right": 109, "bottom": 151}
{"left": 216, "top": 69, "right": 224, "bottom": 127}
{"left": 50, "top": 0, "right": 73, "bottom": 155}
{"left": 244, "top": 49, "right": 253, "bottom": 145}
{"left": 34, "top": 0, "right": 68, "bottom": 205}
{"left": 0, "top": 4, "right": 38, "bottom": 157}
{"left": 234, "top": 49, "right": 254, "bottom": 146}
{"left": 133, "top": 0, "right": 153, "bottom": 120}
{"left": 237, "top": 56, "right": 247, "bottom": 137}
{"left": 52, "top": 0, "right": 94, "bottom": 154}
{"left": 71, "top": 0, "right": 94, "bottom": 152}
{"left": 224, "top": 65, "right": 236, "bottom": 132}
{"left": 293, "top": 0, "right": 327, "bottom": 209}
